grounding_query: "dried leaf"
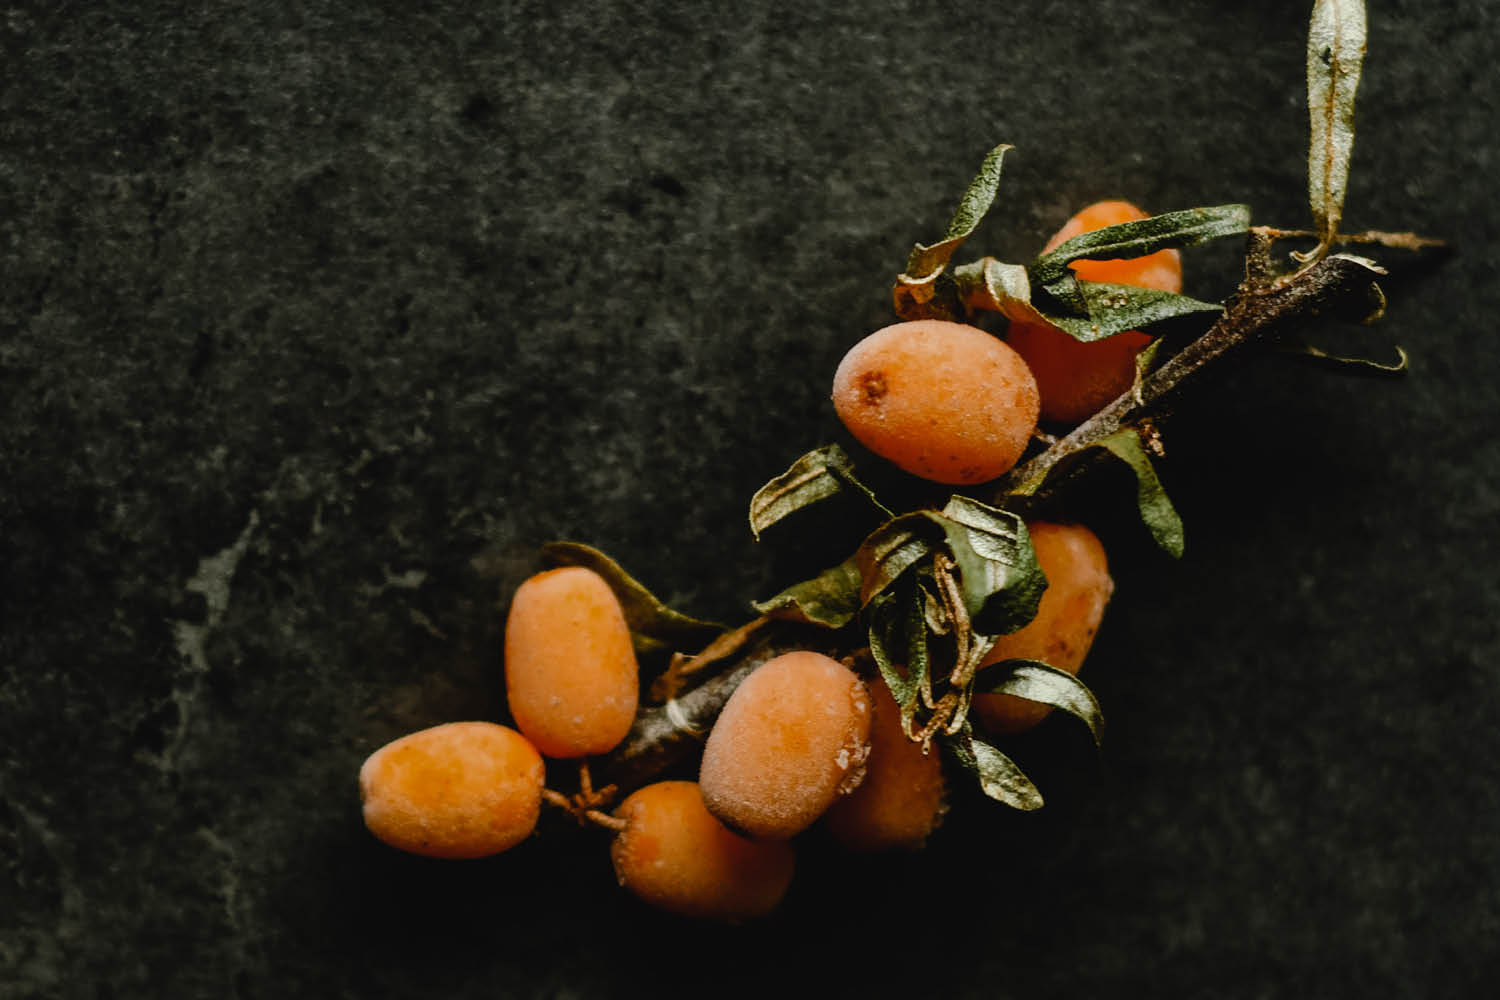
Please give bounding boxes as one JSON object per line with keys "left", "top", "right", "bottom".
{"left": 978, "top": 659, "right": 1105, "bottom": 749}
{"left": 1307, "top": 0, "right": 1367, "bottom": 244}
{"left": 1281, "top": 341, "right": 1408, "bottom": 377}
{"left": 540, "top": 542, "right": 724, "bottom": 654}
{"left": 1095, "top": 428, "right": 1185, "bottom": 558}
{"left": 924, "top": 497, "right": 1047, "bottom": 637}
{"left": 945, "top": 722, "right": 1044, "bottom": 810}
{"left": 748, "top": 444, "right": 886, "bottom": 540}
{"left": 752, "top": 557, "right": 863, "bottom": 629}
{"left": 1029, "top": 205, "right": 1252, "bottom": 286}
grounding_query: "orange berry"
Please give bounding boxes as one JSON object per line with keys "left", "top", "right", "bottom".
{"left": 823, "top": 677, "right": 945, "bottom": 851}
{"left": 832, "top": 319, "right": 1039, "bottom": 485}
{"left": 504, "top": 566, "right": 639, "bottom": 759}
{"left": 359, "top": 721, "right": 544, "bottom": 859}
{"left": 1009, "top": 200, "right": 1183, "bottom": 425}
{"left": 699, "top": 651, "right": 872, "bottom": 840}
{"left": 610, "top": 781, "right": 796, "bottom": 920}
{"left": 973, "top": 522, "right": 1114, "bottom": 735}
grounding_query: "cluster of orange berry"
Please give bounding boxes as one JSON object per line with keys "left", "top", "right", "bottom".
{"left": 359, "top": 201, "right": 1172, "bottom": 919}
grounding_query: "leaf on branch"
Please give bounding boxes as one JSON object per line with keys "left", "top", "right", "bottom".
{"left": 1029, "top": 205, "right": 1252, "bottom": 285}
{"left": 945, "top": 722, "right": 1044, "bottom": 810}
{"left": 854, "top": 514, "right": 934, "bottom": 606}
{"left": 748, "top": 444, "right": 887, "bottom": 540}
{"left": 1036, "top": 279, "right": 1226, "bottom": 344}
{"left": 955, "top": 257, "right": 1225, "bottom": 345}
{"left": 867, "top": 587, "right": 929, "bottom": 735}
{"left": 978, "top": 659, "right": 1105, "bottom": 749}
{"left": 903, "top": 144, "right": 1014, "bottom": 280}
{"left": 752, "top": 557, "right": 864, "bottom": 629}
{"left": 923, "top": 497, "right": 1048, "bottom": 637}
{"left": 540, "top": 541, "right": 724, "bottom": 655}
{"left": 1307, "top": 0, "right": 1367, "bottom": 246}
{"left": 1095, "top": 428, "right": 1186, "bottom": 558}
{"left": 1280, "top": 341, "right": 1408, "bottom": 377}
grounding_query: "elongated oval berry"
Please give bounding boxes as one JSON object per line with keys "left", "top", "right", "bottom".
{"left": 699, "top": 651, "right": 872, "bottom": 840}
{"left": 359, "top": 721, "right": 544, "bottom": 859}
{"left": 611, "top": 781, "right": 795, "bottom": 920}
{"left": 832, "top": 319, "right": 1039, "bottom": 485}
{"left": 504, "top": 566, "right": 639, "bottom": 758}
{"left": 823, "top": 677, "right": 945, "bottom": 851}
{"left": 974, "top": 521, "right": 1114, "bottom": 735}
{"left": 1008, "top": 200, "right": 1184, "bottom": 425}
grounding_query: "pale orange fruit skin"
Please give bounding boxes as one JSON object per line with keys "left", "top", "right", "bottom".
{"left": 1009, "top": 200, "right": 1184, "bottom": 425}
{"left": 359, "top": 721, "right": 544, "bottom": 859}
{"left": 504, "top": 566, "right": 639, "bottom": 759}
{"left": 611, "top": 781, "right": 796, "bottom": 920}
{"left": 973, "top": 522, "right": 1114, "bottom": 735}
{"left": 832, "top": 320, "right": 1040, "bottom": 485}
{"left": 823, "top": 677, "right": 945, "bottom": 852}
{"left": 699, "top": 651, "right": 872, "bottom": 840}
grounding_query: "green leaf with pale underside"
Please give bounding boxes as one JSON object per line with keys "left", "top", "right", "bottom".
{"left": 978, "top": 659, "right": 1105, "bottom": 749}
{"left": 1095, "top": 428, "right": 1185, "bottom": 558}
{"left": 945, "top": 722, "right": 1044, "bottom": 810}
{"left": 903, "top": 144, "right": 1013, "bottom": 280}
{"left": 924, "top": 497, "right": 1047, "bottom": 637}
{"left": 854, "top": 514, "right": 933, "bottom": 606}
{"left": 748, "top": 444, "right": 886, "bottom": 540}
{"left": 1029, "top": 204, "right": 1251, "bottom": 285}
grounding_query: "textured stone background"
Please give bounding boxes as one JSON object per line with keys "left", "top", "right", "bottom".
{"left": 3, "top": 0, "right": 1497, "bottom": 996}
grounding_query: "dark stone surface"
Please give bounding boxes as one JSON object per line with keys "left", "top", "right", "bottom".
{"left": 2, "top": 0, "right": 1497, "bottom": 996}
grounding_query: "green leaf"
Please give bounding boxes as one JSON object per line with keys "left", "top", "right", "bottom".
{"left": 945, "top": 722, "right": 1044, "bottom": 810}
{"left": 1036, "top": 279, "right": 1226, "bottom": 344}
{"left": 924, "top": 497, "right": 1047, "bottom": 637}
{"left": 752, "top": 557, "right": 863, "bottom": 629}
{"left": 955, "top": 257, "right": 1225, "bottom": 345}
{"left": 902, "top": 144, "right": 1013, "bottom": 280}
{"left": 540, "top": 542, "right": 724, "bottom": 655}
{"left": 1029, "top": 205, "right": 1252, "bottom": 286}
{"left": 1280, "top": 341, "right": 1408, "bottom": 377}
{"left": 854, "top": 514, "right": 934, "bottom": 606}
{"left": 867, "top": 587, "right": 929, "bottom": 735}
{"left": 1307, "top": 0, "right": 1367, "bottom": 245}
{"left": 1095, "top": 428, "right": 1185, "bottom": 558}
{"left": 978, "top": 659, "right": 1105, "bottom": 749}
{"left": 748, "top": 444, "right": 887, "bottom": 540}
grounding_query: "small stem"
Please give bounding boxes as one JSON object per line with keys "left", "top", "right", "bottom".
{"left": 577, "top": 759, "right": 594, "bottom": 800}
{"left": 541, "top": 789, "right": 572, "bottom": 810}
{"left": 585, "top": 810, "right": 628, "bottom": 833}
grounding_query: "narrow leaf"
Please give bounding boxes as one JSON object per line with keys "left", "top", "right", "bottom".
{"left": 1281, "top": 341, "right": 1408, "bottom": 377}
{"left": 1036, "top": 279, "right": 1225, "bottom": 344}
{"left": 1095, "top": 429, "right": 1185, "bottom": 558}
{"left": 749, "top": 444, "right": 884, "bottom": 540}
{"left": 867, "top": 587, "right": 929, "bottom": 736}
{"left": 925, "top": 497, "right": 1048, "bottom": 636}
{"left": 946, "top": 723, "right": 1044, "bottom": 810}
{"left": 1307, "top": 0, "right": 1367, "bottom": 244}
{"left": 903, "top": 144, "right": 1013, "bottom": 280}
{"left": 540, "top": 542, "right": 724, "bottom": 653}
{"left": 752, "top": 557, "right": 863, "bottom": 628}
{"left": 978, "top": 659, "right": 1105, "bottom": 749}
{"left": 1030, "top": 205, "right": 1251, "bottom": 285}
{"left": 854, "top": 514, "right": 934, "bottom": 605}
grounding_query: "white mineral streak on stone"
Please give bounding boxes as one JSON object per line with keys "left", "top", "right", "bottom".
{"left": 163, "top": 509, "right": 260, "bottom": 771}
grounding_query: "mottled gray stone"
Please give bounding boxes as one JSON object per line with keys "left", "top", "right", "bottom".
{"left": 2, "top": 0, "right": 1497, "bottom": 997}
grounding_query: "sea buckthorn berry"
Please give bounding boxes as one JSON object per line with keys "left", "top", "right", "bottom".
{"left": 359, "top": 721, "right": 544, "bottom": 859}
{"left": 974, "top": 521, "right": 1114, "bottom": 735}
{"left": 831, "top": 319, "right": 1040, "bottom": 485}
{"left": 1008, "top": 200, "right": 1183, "bottom": 425}
{"left": 699, "top": 650, "right": 872, "bottom": 840}
{"left": 823, "top": 676, "right": 945, "bottom": 851}
{"left": 610, "top": 781, "right": 796, "bottom": 920}
{"left": 504, "top": 566, "right": 639, "bottom": 759}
